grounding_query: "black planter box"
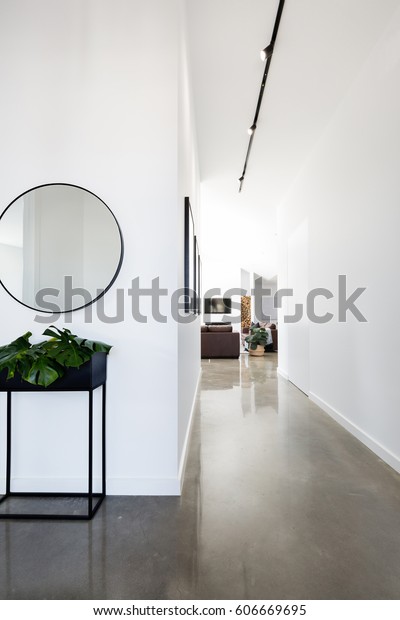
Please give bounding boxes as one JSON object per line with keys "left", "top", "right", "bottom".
{"left": 0, "top": 352, "right": 107, "bottom": 392}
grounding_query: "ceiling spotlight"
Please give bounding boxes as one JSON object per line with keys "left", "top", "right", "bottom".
{"left": 238, "top": 0, "right": 285, "bottom": 193}
{"left": 260, "top": 44, "right": 274, "bottom": 61}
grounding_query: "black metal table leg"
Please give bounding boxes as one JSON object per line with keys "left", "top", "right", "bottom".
{"left": 0, "top": 383, "right": 106, "bottom": 520}
{"left": 88, "top": 389, "right": 93, "bottom": 518}
{"left": 102, "top": 383, "right": 106, "bottom": 497}
{"left": 6, "top": 391, "right": 11, "bottom": 495}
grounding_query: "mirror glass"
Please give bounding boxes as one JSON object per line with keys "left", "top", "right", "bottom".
{"left": 0, "top": 184, "right": 123, "bottom": 312}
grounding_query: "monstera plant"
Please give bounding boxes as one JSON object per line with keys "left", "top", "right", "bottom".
{"left": 0, "top": 326, "right": 111, "bottom": 387}
{"left": 245, "top": 326, "right": 268, "bottom": 357}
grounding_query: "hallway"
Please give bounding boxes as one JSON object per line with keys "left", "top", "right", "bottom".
{"left": 1, "top": 355, "right": 400, "bottom": 599}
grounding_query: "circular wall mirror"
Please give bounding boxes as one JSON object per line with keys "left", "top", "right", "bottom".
{"left": 0, "top": 183, "right": 123, "bottom": 312}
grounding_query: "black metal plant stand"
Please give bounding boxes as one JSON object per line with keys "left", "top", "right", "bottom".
{"left": 0, "top": 352, "right": 107, "bottom": 520}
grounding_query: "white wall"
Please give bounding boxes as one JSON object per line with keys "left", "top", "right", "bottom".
{"left": 202, "top": 259, "right": 242, "bottom": 330}
{"left": 0, "top": 197, "right": 24, "bottom": 301}
{"left": 278, "top": 3, "right": 400, "bottom": 472}
{"left": 0, "top": 244, "right": 22, "bottom": 299}
{"left": 286, "top": 221, "right": 309, "bottom": 395}
{"left": 0, "top": 0, "right": 200, "bottom": 495}
{"left": 261, "top": 277, "right": 277, "bottom": 322}
{"left": 240, "top": 269, "right": 251, "bottom": 296}
{"left": 177, "top": 0, "right": 201, "bottom": 479}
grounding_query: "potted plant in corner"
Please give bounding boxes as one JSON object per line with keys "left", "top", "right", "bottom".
{"left": 0, "top": 326, "right": 112, "bottom": 390}
{"left": 245, "top": 326, "right": 268, "bottom": 357}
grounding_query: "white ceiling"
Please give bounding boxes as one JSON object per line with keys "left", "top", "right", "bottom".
{"left": 186, "top": 0, "right": 399, "bottom": 277}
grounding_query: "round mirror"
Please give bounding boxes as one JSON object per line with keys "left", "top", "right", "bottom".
{"left": 0, "top": 183, "right": 123, "bottom": 312}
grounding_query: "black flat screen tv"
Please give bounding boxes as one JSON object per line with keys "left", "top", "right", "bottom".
{"left": 204, "top": 297, "right": 232, "bottom": 314}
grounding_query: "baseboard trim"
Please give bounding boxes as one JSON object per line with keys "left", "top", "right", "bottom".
{"left": 277, "top": 367, "right": 289, "bottom": 380}
{"left": 1, "top": 476, "right": 181, "bottom": 496}
{"left": 178, "top": 367, "right": 202, "bottom": 492}
{"left": 4, "top": 477, "right": 103, "bottom": 494}
{"left": 107, "top": 477, "right": 181, "bottom": 496}
{"left": 309, "top": 391, "right": 400, "bottom": 474}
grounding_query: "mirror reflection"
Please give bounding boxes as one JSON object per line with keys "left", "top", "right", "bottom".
{"left": 0, "top": 184, "right": 123, "bottom": 312}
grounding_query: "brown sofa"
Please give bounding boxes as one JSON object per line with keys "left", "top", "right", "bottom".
{"left": 201, "top": 325, "right": 240, "bottom": 359}
{"left": 270, "top": 328, "right": 278, "bottom": 351}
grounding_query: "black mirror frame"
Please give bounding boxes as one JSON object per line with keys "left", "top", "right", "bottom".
{"left": 0, "top": 182, "right": 124, "bottom": 314}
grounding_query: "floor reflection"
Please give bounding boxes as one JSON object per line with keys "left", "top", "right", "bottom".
{"left": 1, "top": 355, "right": 400, "bottom": 599}
{"left": 1, "top": 516, "right": 107, "bottom": 599}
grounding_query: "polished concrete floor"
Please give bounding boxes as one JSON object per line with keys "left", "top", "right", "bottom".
{"left": 1, "top": 354, "right": 400, "bottom": 599}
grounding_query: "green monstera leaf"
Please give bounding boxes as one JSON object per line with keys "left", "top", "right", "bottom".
{"left": 42, "top": 326, "right": 111, "bottom": 368}
{"left": 0, "top": 327, "right": 112, "bottom": 387}
{"left": 74, "top": 337, "right": 112, "bottom": 354}
{"left": 0, "top": 332, "right": 32, "bottom": 379}
{"left": 22, "top": 352, "right": 64, "bottom": 387}
{"left": 42, "top": 327, "right": 91, "bottom": 368}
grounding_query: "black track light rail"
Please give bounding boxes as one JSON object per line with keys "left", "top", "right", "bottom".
{"left": 238, "top": 0, "right": 285, "bottom": 192}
